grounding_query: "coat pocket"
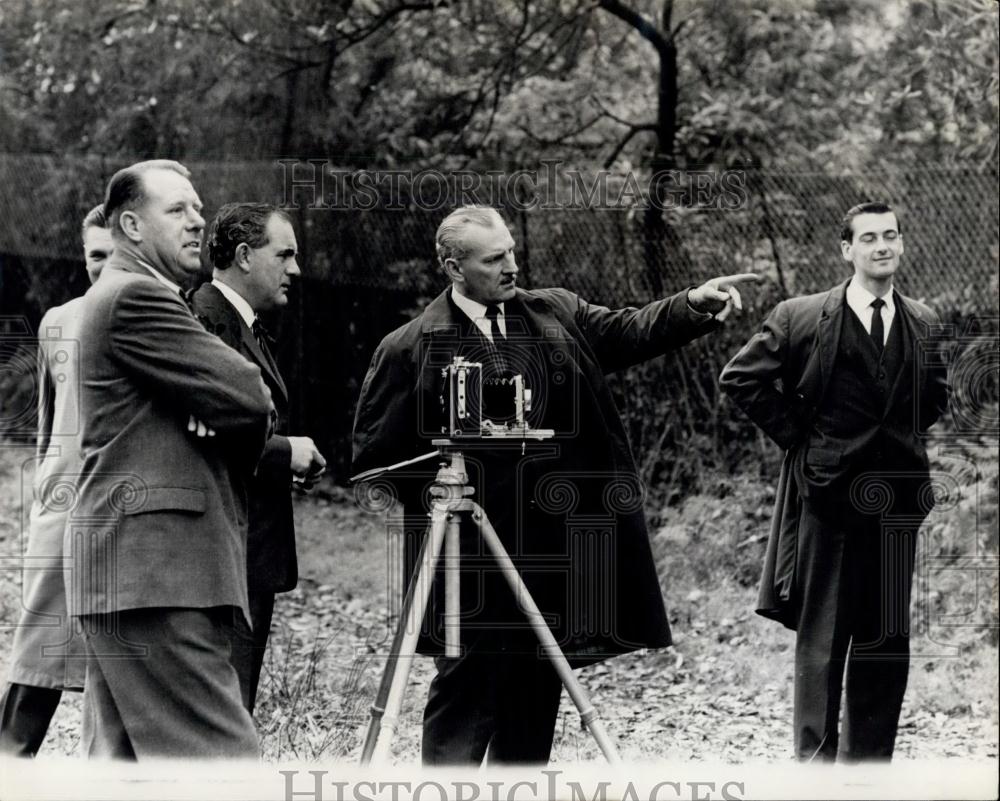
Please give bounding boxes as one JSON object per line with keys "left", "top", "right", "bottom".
{"left": 805, "top": 447, "right": 841, "bottom": 467}
{"left": 121, "top": 487, "right": 207, "bottom": 516}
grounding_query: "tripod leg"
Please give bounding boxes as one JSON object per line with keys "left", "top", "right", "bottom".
{"left": 471, "top": 504, "right": 622, "bottom": 765}
{"left": 365, "top": 505, "right": 450, "bottom": 765}
{"left": 444, "top": 514, "right": 461, "bottom": 657}
{"left": 359, "top": 524, "right": 431, "bottom": 766}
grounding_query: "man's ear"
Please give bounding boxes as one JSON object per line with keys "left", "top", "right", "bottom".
{"left": 119, "top": 211, "right": 142, "bottom": 244}
{"left": 840, "top": 239, "right": 852, "bottom": 262}
{"left": 442, "top": 257, "right": 463, "bottom": 284}
{"left": 235, "top": 243, "right": 253, "bottom": 274}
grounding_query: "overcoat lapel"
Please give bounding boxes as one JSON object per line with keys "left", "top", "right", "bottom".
{"left": 884, "top": 292, "right": 916, "bottom": 411}
{"left": 815, "top": 280, "right": 849, "bottom": 397}
{"left": 417, "top": 288, "right": 584, "bottom": 398}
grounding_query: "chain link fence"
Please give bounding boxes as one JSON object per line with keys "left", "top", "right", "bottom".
{"left": 2, "top": 154, "right": 997, "bottom": 306}
{"left": 2, "top": 154, "right": 998, "bottom": 482}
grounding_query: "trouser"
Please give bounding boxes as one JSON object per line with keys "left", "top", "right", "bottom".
{"left": 229, "top": 590, "right": 276, "bottom": 715}
{"left": 79, "top": 607, "right": 259, "bottom": 760}
{"left": 0, "top": 683, "right": 62, "bottom": 757}
{"left": 794, "top": 496, "right": 916, "bottom": 761}
{"left": 422, "top": 631, "right": 564, "bottom": 766}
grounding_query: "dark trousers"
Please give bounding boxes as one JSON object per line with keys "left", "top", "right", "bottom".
{"left": 794, "top": 496, "right": 916, "bottom": 762}
{"left": 422, "top": 632, "right": 563, "bottom": 766}
{"left": 80, "top": 607, "right": 259, "bottom": 760}
{"left": 0, "top": 683, "right": 62, "bottom": 757}
{"left": 229, "top": 590, "right": 276, "bottom": 714}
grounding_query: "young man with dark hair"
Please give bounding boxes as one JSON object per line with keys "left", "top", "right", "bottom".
{"left": 720, "top": 201, "right": 949, "bottom": 761}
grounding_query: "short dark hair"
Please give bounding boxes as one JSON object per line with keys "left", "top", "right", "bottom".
{"left": 840, "top": 201, "right": 900, "bottom": 243}
{"left": 103, "top": 160, "right": 191, "bottom": 236}
{"left": 80, "top": 203, "right": 107, "bottom": 242}
{"left": 206, "top": 202, "right": 291, "bottom": 270}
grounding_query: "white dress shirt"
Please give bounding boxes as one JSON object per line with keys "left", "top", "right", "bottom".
{"left": 137, "top": 259, "right": 183, "bottom": 296}
{"left": 846, "top": 277, "right": 895, "bottom": 346}
{"left": 212, "top": 279, "right": 257, "bottom": 329}
{"left": 451, "top": 286, "right": 507, "bottom": 342}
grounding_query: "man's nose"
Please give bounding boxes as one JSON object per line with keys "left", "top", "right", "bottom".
{"left": 504, "top": 252, "right": 518, "bottom": 272}
{"left": 188, "top": 209, "right": 205, "bottom": 230}
{"left": 288, "top": 258, "right": 301, "bottom": 277}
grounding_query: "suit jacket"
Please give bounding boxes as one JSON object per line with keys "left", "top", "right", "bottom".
{"left": 190, "top": 282, "right": 297, "bottom": 594}
{"left": 68, "top": 255, "right": 273, "bottom": 625}
{"left": 719, "top": 278, "right": 949, "bottom": 628}
{"left": 353, "top": 285, "right": 718, "bottom": 664}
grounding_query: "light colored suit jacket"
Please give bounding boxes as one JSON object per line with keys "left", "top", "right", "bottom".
{"left": 7, "top": 298, "right": 88, "bottom": 690}
{"left": 67, "top": 255, "right": 272, "bottom": 624}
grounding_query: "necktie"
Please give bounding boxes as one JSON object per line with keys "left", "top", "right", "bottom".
{"left": 252, "top": 317, "right": 279, "bottom": 374}
{"left": 484, "top": 304, "right": 508, "bottom": 374}
{"left": 870, "top": 298, "right": 886, "bottom": 355}
{"left": 252, "top": 318, "right": 271, "bottom": 349}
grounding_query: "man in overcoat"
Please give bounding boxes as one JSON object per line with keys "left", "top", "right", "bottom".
{"left": 720, "top": 201, "right": 949, "bottom": 761}
{"left": 191, "top": 202, "right": 326, "bottom": 713}
{"left": 0, "top": 205, "right": 112, "bottom": 756}
{"left": 353, "top": 205, "right": 757, "bottom": 765}
{"left": 70, "top": 160, "right": 273, "bottom": 758}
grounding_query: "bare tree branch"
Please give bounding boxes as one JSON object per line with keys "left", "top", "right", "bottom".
{"left": 603, "top": 122, "right": 657, "bottom": 168}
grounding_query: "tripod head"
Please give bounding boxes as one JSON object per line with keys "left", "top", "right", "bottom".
{"left": 349, "top": 431, "right": 554, "bottom": 485}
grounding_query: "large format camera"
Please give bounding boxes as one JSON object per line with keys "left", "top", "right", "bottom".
{"left": 441, "top": 356, "right": 548, "bottom": 439}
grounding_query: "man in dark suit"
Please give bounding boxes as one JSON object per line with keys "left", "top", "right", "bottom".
{"left": 353, "top": 205, "right": 757, "bottom": 765}
{"left": 720, "top": 201, "right": 949, "bottom": 761}
{"left": 0, "top": 205, "right": 111, "bottom": 757}
{"left": 191, "top": 202, "right": 326, "bottom": 714}
{"left": 70, "top": 161, "right": 274, "bottom": 758}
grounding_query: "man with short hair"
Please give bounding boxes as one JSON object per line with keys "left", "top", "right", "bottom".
{"left": 81, "top": 204, "right": 113, "bottom": 283}
{"left": 353, "top": 205, "right": 757, "bottom": 765}
{"left": 0, "top": 205, "right": 111, "bottom": 757}
{"left": 720, "top": 201, "right": 949, "bottom": 761}
{"left": 191, "top": 202, "right": 326, "bottom": 713}
{"left": 71, "top": 161, "right": 273, "bottom": 759}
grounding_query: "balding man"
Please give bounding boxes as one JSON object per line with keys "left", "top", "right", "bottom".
{"left": 71, "top": 161, "right": 272, "bottom": 759}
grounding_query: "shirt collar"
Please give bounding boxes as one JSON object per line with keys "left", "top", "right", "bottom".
{"left": 450, "top": 285, "right": 504, "bottom": 323}
{"left": 211, "top": 278, "right": 257, "bottom": 328}
{"left": 846, "top": 276, "right": 894, "bottom": 318}
{"left": 137, "top": 258, "right": 182, "bottom": 296}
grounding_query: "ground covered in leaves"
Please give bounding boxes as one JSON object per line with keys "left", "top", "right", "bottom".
{"left": 0, "top": 433, "right": 997, "bottom": 767}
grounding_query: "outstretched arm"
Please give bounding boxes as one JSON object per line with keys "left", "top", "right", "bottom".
{"left": 546, "top": 273, "right": 759, "bottom": 374}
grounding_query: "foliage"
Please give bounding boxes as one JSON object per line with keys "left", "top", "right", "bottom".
{"left": 1, "top": 0, "right": 996, "bottom": 170}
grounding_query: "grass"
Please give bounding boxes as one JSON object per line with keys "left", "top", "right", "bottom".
{"left": 1, "top": 432, "right": 997, "bottom": 767}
